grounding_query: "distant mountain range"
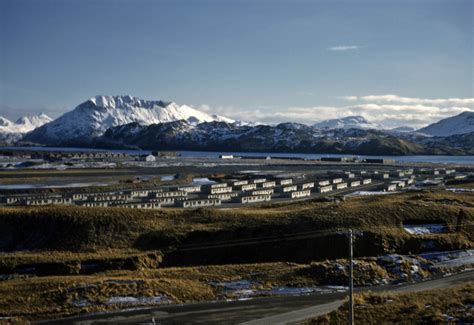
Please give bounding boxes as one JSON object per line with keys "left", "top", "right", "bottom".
{"left": 0, "top": 113, "right": 52, "bottom": 144}
{"left": 312, "top": 115, "right": 380, "bottom": 130}
{"left": 1, "top": 95, "right": 472, "bottom": 155}
{"left": 94, "top": 120, "right": 473, "bottom": 155}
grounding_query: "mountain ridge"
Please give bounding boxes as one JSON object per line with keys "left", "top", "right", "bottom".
{"left": 23, "top": 95, "right": 234, "bottom": 145}
{"left": 418, "top": 111, "right": 474, "bottom": 136}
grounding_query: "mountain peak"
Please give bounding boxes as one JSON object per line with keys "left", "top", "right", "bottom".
{"left": 24, "top": 95, "right": 235, "bottom": 145}
{"left": 418, "top": 111, "right": 474, "bottom": 136}
{"left": 313, "top": 115, "right": 378, "bottom": 130}
{"left": 88, "top": 95, "right": 172, "bottom": 110}
{"left": 15, "top": 113, "right": 53, "bottom": 126}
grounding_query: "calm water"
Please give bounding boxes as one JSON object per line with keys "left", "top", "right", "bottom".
{"left": 179, "top": 151, "right": 474, "bottom": 165}
{"left": 2, "top": 146, "right": 473, "bottom": 165}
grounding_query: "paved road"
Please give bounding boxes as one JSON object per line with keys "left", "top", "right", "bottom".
{"left": 39, "top": 270, "right": 474, "bottom": 325}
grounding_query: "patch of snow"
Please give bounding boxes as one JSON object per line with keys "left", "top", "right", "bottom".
{"left": 105, "top": 296, "right": 171, "bottom": 306}
{"left": 446, "top": 188, "right": 474, "bottom": 193}
{"left": 160, "top": 175, "right": 175, "bottom": 181}
{"left": 418, "top": 249, "right": 474, "bottom": 268}
{"left": 192, "top": 177, "right": 216, "bottom": 185}
{"left": 345, "top": 191, "right": 400, "bottom": 197}
{"left": 403, "top": 224, "right": 446, "bottom": 235}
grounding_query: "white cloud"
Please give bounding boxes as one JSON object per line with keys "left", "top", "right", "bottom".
{"left": 327, "top": 45, "right": 360, "bottom": 51}
{"left": 194, "top": 94, "right": 473, "bottom": 129}
{"left": 346, "top": 94, "right": 474, "bottom": 106}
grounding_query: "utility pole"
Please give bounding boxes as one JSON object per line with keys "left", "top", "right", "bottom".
{"left": 348, "top": 229, "right": 354, "bottom": 325}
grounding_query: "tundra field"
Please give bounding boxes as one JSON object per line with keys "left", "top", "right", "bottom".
{"left": 0, "top": 160, "right": 473, "bottom": 324}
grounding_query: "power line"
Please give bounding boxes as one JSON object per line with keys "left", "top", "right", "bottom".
{"left": 170, "top": 221, "right": 474, "bottom": 252}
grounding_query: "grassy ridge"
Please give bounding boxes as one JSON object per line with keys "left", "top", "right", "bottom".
{"left": 0, "top": 190, "right": 472, "bottom": 252}
{"left": 0, "top": 258, "right": 443, "bottom": 323}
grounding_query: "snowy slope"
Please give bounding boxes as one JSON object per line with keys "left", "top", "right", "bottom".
{"left": 24, "top": 95, "right": 234, "bottom": 145}
{"left": 312, "top": 116, "right": 379, "bottom": 130}
{"left": 0, "top": 113, "right": 53, "bottom": 144}
{"left": 0, "top": 113, "right": 52, "bottom": 134}
{"left": 418, "top": 111, "right": 474, "bottom": 136}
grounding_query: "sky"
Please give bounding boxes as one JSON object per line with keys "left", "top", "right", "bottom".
{"left": 0, "top": 0, "right": 473, "bottom": 128}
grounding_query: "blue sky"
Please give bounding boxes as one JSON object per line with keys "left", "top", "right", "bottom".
{"left": 0, "top": 0, "right": 472, "bottom": 127}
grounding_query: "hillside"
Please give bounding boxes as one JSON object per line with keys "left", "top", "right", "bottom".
{"left": 418, "top": 111, "right": 474, "bottom": 136}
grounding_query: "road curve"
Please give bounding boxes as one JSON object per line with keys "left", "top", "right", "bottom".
{"left": 36, "top": 270, "right": 474, "bottom": 325}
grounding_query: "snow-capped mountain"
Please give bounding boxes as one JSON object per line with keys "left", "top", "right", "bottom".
{"left": 24, "top": 95, "right": 234, "bottom": 145}
{"left": 95, "top": 119, "right": 473, "bottom": 155}
{"left": 312, "top": 116, "right": 379, "bottom": 130}
{"left": 418, "top": 111, "right": 474, "bottom": 136}
{"left": 0, "top": 113, "right": 53, "bottom": 144}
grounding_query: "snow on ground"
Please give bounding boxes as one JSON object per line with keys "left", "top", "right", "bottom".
{"left": 192, "top": 177, "right": 216, "bottom": 185}
{"left": 160, "top": 175, "right": 175, "bottom": 181}
{"left": 345, "top": 191, "right": 400, "bottom": 197}
{"left": 446, "top": 188, "right": 474, "bottom": 193}
{"left": 377, "top": 254, "right": 425, "bottom": 280}
{"left": 418, "top": 249, "right": 474, "bottom": 268}
{"left": 73, "top": 295, "right": 171, "bottom": 308}
{"left": 106, "top": 296, "right": 171, "bottom": 306}
{"left": 403, "top": 224, "right": 446, "bottom": 235}
{"left": 210, "top": 280, "right": 348, "bottom": 300}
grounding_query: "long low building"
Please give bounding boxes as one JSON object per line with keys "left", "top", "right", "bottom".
{"left": 208, "top": 193, "right": 238, "bottom": 201}
{"left": 362, "top": 178, "right": 372, "bottom": 185}
{"left": 261, "top": 181, "right": 276, "bottom": 188}
{"left": 81, "top": 202, "right": 109, "bottom": 207}
{"left": 336, "top": 182, "right": 348, "bottom": 190}
{"left": 149, "top": 198, "right": 175, "bottom": 206}
{"left": 92, "top": 195, "right": 134, "bottom": 202}
{"left": 279, "top": 179, "right": 293, "bottom": 185}
{"left": 251, "top": 189, "right": 274, "bottom": 195}
{"left": 280, "top": 185, "right": 298, "bottom": 193}
{"left": 241, "top": 195, "right": 272, "bottom": 204}
{"left": 288, "top": 189, "right": 311, "bottom": 199}
{"left": 208, "top": 186, "right": 233, "bottom": 194}
{"left": 252, "top": 178, "right": 267, "bottom": 184}
{"left": 239, "top": 183, "right": 258, "bottom": 192}
{"left": 318, "top": 185, "right": 333, "bottom": 193}
{"left": 232, "top": 180, "right": 248, "bottom": 186}
{"left": 350, "top": 181, "right": 361, "bottom": 187}
{"left": 177, "top": 185, "right": 201, "bottom": 193}
{"left": 155, "top": 191, "right": 188, "bottom": 198}
{"left": 117, "top": 203, "right": 161, "bottom": 209}
{"left": 26, "top": 198, "right": 73, "bottom": 206}
{"left": 178, "top": 199, "right": 222, "bottom": 208}
{"left": 300, "top": 182, "right": 315, "bottom": 190}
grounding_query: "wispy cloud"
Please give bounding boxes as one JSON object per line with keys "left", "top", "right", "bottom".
{"left": 327, "top": 45, "right": 360, "bottom": 51}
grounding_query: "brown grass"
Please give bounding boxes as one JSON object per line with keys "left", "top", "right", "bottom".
{"left": 306, "top": 283, "right": 474, "bottom": 324}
